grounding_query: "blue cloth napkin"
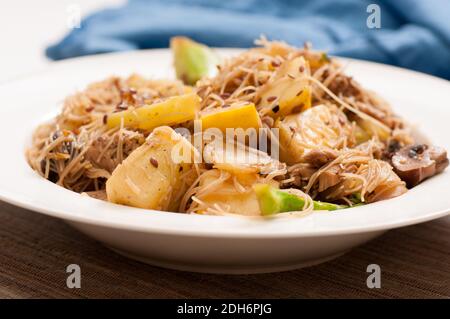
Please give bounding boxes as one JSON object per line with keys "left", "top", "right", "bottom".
{"left": 47, "top": 0, "right": 450, "bottom": 79}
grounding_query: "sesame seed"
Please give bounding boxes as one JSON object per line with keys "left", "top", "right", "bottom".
{"left": 102, "top": 114, "right": 108, "bottom": 124}
{"left": 271, "top": 60, "right": 281, "bottom": 67}
{"left": 116, "top": 103, "right": 128, "bottom": 110}
{"left": 150, "top": 157, "right": 159, "bottom": 168}
{"left": 266, "top": 96, "right": 277, "bottom": 103}
{"left": 299, "top": 66, "right": 305, "bottom": 73}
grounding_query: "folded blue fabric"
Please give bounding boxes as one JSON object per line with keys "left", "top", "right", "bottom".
{"left": 47, "top": 0, "right": 450, "bottom": 79}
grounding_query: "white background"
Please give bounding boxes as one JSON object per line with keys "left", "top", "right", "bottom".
{"left": 0, "top": 0, "right": 124, "bottom": 83}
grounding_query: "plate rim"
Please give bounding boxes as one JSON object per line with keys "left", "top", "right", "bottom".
{"left": 0, "top": 48, "right": 449, "bottom": 239}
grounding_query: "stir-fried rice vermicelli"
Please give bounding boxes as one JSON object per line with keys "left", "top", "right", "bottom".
{"left": 26, "top": 37, "right": 448, "bottom": 217}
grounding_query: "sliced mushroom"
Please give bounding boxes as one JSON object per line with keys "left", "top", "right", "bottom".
{"left": 383, "top": 139, "right": 402, "bottom": 159}
{"left": 302, "top": 148, "right": 338, "bottom": 168}
{"left": 391, "top": 144, "right": 449, "bottom": 187}
{"left": 428, "top": 146, "right": 450, "bottom": 173}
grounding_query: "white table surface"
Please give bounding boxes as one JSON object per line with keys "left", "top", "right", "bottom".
{"left": 0, "top": 0, "right": 125, "bottom": 84}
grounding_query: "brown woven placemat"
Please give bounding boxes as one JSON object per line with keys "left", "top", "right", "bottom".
{"left": 0, "top": 200, "right": 448, "bottom": 299}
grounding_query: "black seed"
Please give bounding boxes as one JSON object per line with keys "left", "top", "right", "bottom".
{"left": 272, "top": 105, "right": 280, "bottom": 113}
{"left": 52, "top": 131, "right": 61, "bottom": 141}
{"left": 388, "top": 140, "right": 401, "bottom": 153}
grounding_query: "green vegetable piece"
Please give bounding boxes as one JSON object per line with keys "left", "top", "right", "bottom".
{"left": 253, "top": 184, "right": 345, "bottom": 216}
{"left": 313, "top": 200, "right": 346, "bottom": 211}
{"left": 349, "top": 192, "right": 362, "bottom": 204}
{"left": 170, "top": 36, "right": 219, "bottom": 85}
{"left": 320, "top": 52, "right": 331, "bottom": 63}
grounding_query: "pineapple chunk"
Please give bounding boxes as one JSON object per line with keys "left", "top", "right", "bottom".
{"left": 357, "top": 118, "right": 390, "bottom": 142}
{"left": 354, "top": 123, "right": 371, "bottom": 144}
{"left": 256, "top": 42, "right": 291, "bottom": 58}
{"left": 275, "top": 104, "right": 354, "bottom": 164}
{"left": 106, "top": 93, "right": 200, "bottom": 131}
{"left": 200, "top": 102, "right": 261, "bottom": 133}
{"left": 305, "top": 52, "right": 330, "bottom": 70}
{"left": 191, "top": 139, "right": 284, "bottom": 216}
{"left": 106, "top": 126, "right": 198, "bottom": 211}
{"left": 259, "top": 56, "right": 312, "bottom": 118}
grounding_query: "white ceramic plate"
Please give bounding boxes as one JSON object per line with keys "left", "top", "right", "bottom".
{"left": 0, "top": 49, "right": 449, "bottom": 274}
